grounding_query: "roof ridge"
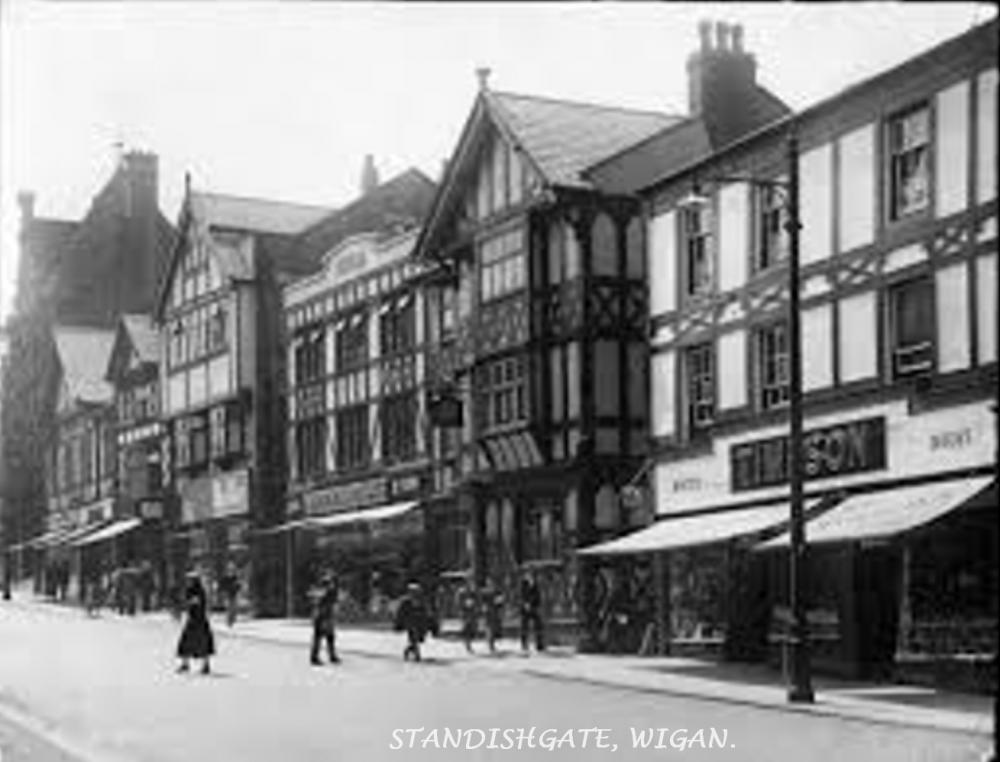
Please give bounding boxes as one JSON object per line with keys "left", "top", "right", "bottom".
{"left": 490, "top": 89, "right": 680, "bottom": 120}
{"left": 194, "top": 189, "right": 333, "bottom": 212}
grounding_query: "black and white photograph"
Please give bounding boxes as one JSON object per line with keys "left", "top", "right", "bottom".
{"left": 0, "top": 2, "right": 997, "bottom": 760}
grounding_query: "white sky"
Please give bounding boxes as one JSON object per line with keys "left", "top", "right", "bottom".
{"left": 1, "top": 1, "right": 996, "bottom": 323}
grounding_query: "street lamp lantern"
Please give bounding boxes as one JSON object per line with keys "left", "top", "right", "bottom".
{"left": 678, "top": 131, "right": 814, "bottom": 703}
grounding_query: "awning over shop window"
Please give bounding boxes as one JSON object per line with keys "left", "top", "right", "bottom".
{"left": 757, "top": 476, "right": 994, "bottom": 549}
{"left": 72, "top": 518, "right": 142, "bottom": 548}
{"left": 578, "top": 502, "right": 802, "bottom": 556}
{"left": 49, "top": 522, "right": 111, "bottom": 548}
{"left": 307, "top": 501, "right": 419, "bottom": 529}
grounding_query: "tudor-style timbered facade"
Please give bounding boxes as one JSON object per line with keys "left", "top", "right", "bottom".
{"left": 156, "top": 186, "right": 330, "bottom": 614}
{"left": 417, "top": 77, "right": 663, "bottom": 640}
{"left": 636, "top": 20, "right": 997, "bottom": 678}
{"left": 283, "top": 227, "right": 431, "bottom": 618}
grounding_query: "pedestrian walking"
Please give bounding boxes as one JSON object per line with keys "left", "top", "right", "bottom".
{"left": 394, "top": 582, "right": 436, "bottom": 662}
{"left": 219, "top": 563, "right": 241, "bottom": 628}
{"left": 481, "top": 580, "right": 504, "bottom": 654}
{"left": 456, "top": 578, "right": 479, "bottom": 654}
{"left": 176, "top": 571, "right": 215, "bottom": 675}
{"left": 519, "top": 571, "right": 545, "bottom": 653}
{"left": 308, "top": 569, "right": 340, "bottom": 666}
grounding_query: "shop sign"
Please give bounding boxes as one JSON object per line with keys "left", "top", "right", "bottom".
{"left": 212, "top": 470, "right": 249, "bottom": 518}
{"left": 731, "top": 416, "right": 886, "bottom": 492}
{"left": 85, "top": 497, "right": 115, "bottom": 524}
{"left": 179, "top": 478, "right": 213, "bottom": 524}
{"left": 137, "top": 499, "right": 164, "bottom": 520}
{"left": 304, "top": 477, "right": 388, "bottom": 515}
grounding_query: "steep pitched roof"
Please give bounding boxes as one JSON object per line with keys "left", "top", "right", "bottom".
{"left": 120, "top": 314, "right": 160, "bottom": 364}
{"left": 488, "top": 91, "right": 682, "bottom": 189}
{"left": 190, "top": 192, "right": 331, "bottom": 236}
{"left": 281, "top": 169, "right": 436, "bottom": 274}
{"left": 52, "top": 326, "right": 115, "bottom": 405}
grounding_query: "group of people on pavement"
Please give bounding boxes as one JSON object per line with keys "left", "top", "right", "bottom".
{"left": 456, "top": 571, "right": 545, "bottom": 655}
{"left": 173, "top": 567, "right": 549, "bottom": 675}
{"left": 84, "top": 563, "right": 157, "bottom": 617}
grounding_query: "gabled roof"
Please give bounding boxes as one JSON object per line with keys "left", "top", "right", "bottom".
{"left": 106, "top": 314, "right": 160, "bottom": 383}
{"left": 52, "top": 326, "right": 115, "bottom": 405}
{"left": 190, "top": 191, "right": 332, "bottom": 236}
{"left": 488, "top": 91, "right": 682, "bottom": 189}
{"left": 280, "top": 168, "right": 436, "bottom": 275}
{"left": 120, "top": 314, "right": 160, "bottom": 364}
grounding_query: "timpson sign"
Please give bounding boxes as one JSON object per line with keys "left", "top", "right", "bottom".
{"left": 731, "top": 417, "right": 886, "bottom": 492}
{"left": 654, "top": 400, "right": 995, "bottom": 514}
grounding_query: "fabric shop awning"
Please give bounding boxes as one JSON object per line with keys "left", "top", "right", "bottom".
{"left": 307, "top": 501, "right": 419, "bottom": 529}
{"left": 49, "top": 522, "right": 111, "bottom": 548}
{"left": 758, "top": 476, "right": 994, "bottom": 549}
{"left": 578, "top": 502, "right": 802, "bottom": 556}
{"left": 73, "top": 518, "right": 142, "bottom": 548}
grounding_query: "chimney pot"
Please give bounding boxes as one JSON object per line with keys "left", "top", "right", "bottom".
{"left": 475, "top": 67, "right": 492, "bottom": 90}
{"left": 360, "top": 154, "right": 379, "bottom": 195}
{"left": 17, "top": 191, "right": 35, "bottom": 221}
{"left": 698, "top": 20, "right": 712, "bottom": 50}
{"left": 732, "top": 24, "right": 744, "bottom": 52}
{"left": 715, "top": 21, "right": 730, "bottom": 51}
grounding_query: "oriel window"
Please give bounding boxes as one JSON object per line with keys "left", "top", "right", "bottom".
{"left": 888, "top": 104, "right": 930, "bottom": 221}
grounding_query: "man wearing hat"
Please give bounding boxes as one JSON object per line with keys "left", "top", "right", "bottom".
{"left": 394, "top": 581, "right": 435, "bottom": 662}
{"left": 308, "top": 568, "right": 341, "bottom": 666}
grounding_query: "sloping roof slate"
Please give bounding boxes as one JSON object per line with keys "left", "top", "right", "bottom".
{"left": 488, "top": 92, "right": 682, "bottom": 189}
{"left": 53, "top": 326, "right": 115, "bottom": 404}
{"left": 120, "top": 314, "right": 160, "bottom": 364}
{"left": 191, "top": 192, "right": 331, "bottom": 236}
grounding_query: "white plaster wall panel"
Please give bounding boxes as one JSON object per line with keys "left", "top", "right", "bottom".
{"left": 837, "top": 124, "right": 875, "bottom": 253}
{"left": 802, "top": 304, "right": 833, "bottom": 391}
{"left": 935, "top": 80, "right": 970, "bottom": 218}
{"left": 325, "top": 327, "right": 336, "bottom": 376}
{"left": 413, "top": 290, "right": 424, "bottom": 346}
{"left": 977, "top": 68, "right": 998, "bottom": 204}
{"left": 650, "top": 351, "right": 676, "bottom": 437}
{"left": 719, "top": 301, "right": 744, "bottom": 325}
{"left": 188, "top": 364, "right": 208, "bottom": 409}
{"left": 368, "top": 307, "right": 379, "bottom": 361}
{"left": 936, "top": 264, "right": 971, "bottom": 373}
{"left": 717, "top": 330, "right": 747, "bottom": 410}
{"left": 368, "top": 403, "right": 380, "bottom": 464}
{"left": 208, "top": 355, "right": 230, "bottom": 400}
{"left": 884, "top": 243, "right": 927, "bottom": 273}
{"left": 976, "top": 253, "right": 997, "bottom": 364}
{"left": 799, "top": 143, "right": 833, "bottom": 265}
{"left": 838, "top": 291, "right": 877, "bottom": 382}
{"left": 803, "top": 275, "right": 831, "bottom": 299}
{"left": 718, "top": 182, "right": 749, "bottom": 293}
{"left": 653, "top": 324, "right": 675, "bottom": 347}
{"left": 168, "top": 373, "right": 185, "bottom": 415}
{"left": 648, "top": 211, "right": 677, "bottom": 315}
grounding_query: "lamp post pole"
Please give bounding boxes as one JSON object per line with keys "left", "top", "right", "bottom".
{"left": 785, "top": 131, "right": 814, "bottom": 703}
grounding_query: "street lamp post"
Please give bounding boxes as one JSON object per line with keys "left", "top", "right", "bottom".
{"left": 784, "top": 132, "right": 814, "bottom": 704}
{"left": 678, "top": 130, "right": 813, "bottom": 703}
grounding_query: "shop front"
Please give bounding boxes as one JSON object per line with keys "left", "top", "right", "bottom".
{"left": 292, "top": 469, "right": 430, "bottom": 623}
{"left": 582, "top": 398, "right": 997, "bottom": 681}
{"left": 173, "top": 468, "right": 251, "bottom": 609}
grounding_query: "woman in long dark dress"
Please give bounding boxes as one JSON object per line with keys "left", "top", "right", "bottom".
{"left": 176, "top": 573, "right": 215, "bottom": 674}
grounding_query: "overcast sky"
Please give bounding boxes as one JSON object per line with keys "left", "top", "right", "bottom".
{"left": 1, "top": 1, "right": 996, "bottom": 322}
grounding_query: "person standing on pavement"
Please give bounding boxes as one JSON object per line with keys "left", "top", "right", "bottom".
{"left": 307, "top": 569, "right": 341, "bottom": 666}
{"left": 394, "top": 582, "right": 435, "bottom": 662}
{"left": 481, "top": 579, "right": 504, "bottom": 654}
{"left": 219, "top": 563, "right": 241, "bottom": 628}
{"left": 519, "top": 571, "right": 545, "bottom": 653}
{"left": 176, "top": 571, "right": 215, "bottom": 675}
{"left": 456, "top": 578, "right": 479, "bottom": 654}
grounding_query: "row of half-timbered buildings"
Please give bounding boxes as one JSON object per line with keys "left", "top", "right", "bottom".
{"left": 2, "top": 18, "right": 996, "bottom": 687}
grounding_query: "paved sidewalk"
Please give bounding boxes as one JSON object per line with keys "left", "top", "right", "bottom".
{"left": 6, "top": 595, "right": 993, "bottom": 737}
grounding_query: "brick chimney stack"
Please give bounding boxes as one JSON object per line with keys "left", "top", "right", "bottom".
{"left": 687, "top": 20, "right": 758, "bottom": 127}
{"left": 117, "top": 151, "right": 160, "bottom": 318}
